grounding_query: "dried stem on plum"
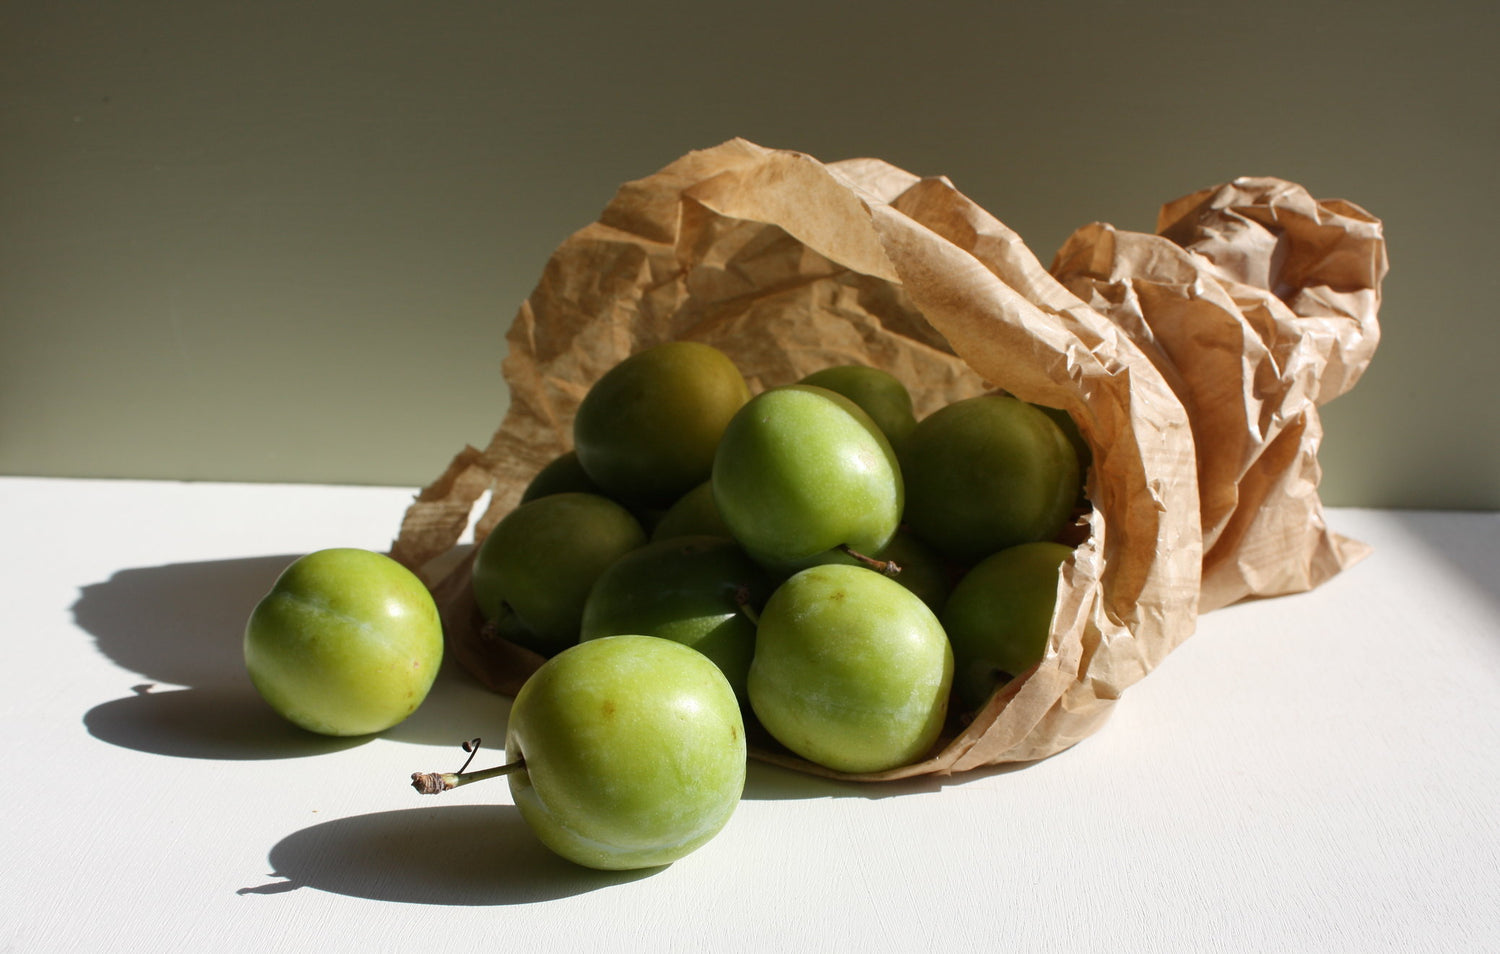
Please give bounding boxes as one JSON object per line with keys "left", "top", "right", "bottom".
{"left": 733, "top": 583, "right": 761, "bottom": 626}
{"left": 410, "top": 738, "right": 525, "bottom": 795}
{"left": 837, "top": 544, "right": 903, "bottom": 578}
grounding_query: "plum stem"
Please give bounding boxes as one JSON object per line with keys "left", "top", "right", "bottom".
{"left": 457, "top": 737, "right": 483, "bottom": 773}
{"left": 733, "top": 583, "right": 761, "bottom": 626}
{"left": 410, "top": 760, "right": 526, "bottom": 794}
{"left": 411, "top": 737, "right": 525, "bottom": 795}
{"left": 837, "top": 544, "right": 903, "bottom": 578}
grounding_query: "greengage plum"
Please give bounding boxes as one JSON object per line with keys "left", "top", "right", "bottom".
{"left": 470, "top": 492, "right": 646, "bottom": 656}
{"left": 712, "top": 385, "right": 903, "bottom": 575}
{"left": 243, "top": 548, "right": 442, "bottom": 736}
{"left": 748, "top": 564, "right": 952, "bottom": 774}
{"left": 505, "top": 635, "right": 746, "bottom": 870}
{"left": 1032, "top": 404, "right": 1092, "bottom": 480}
{"left": 579, "top": 535, "right": 769, "bottom": 704}
{"left": 798, "top": 365, "right": 917, "bottom": 448}
{"left": 875, "top": 529, "right": 953, "bottom": 613}
{"left": 902, "top": 395, "right": 1080, "bottom": 564}
{"left": 941, "top": 541, "right": 1073, "bottom": 710}
{"left": 650, "top": 481, "right": 732, "bottom": 542}
{"left": 815, "top": 527, "right": 952, "bottom": 613}
{"left": 573, "top": 342, "right": 750, "bottom": 509}
{"left": 521, "top": 451, "right": 603, "bottom": 503}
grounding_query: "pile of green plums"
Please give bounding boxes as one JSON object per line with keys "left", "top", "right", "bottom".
{"left": 242, "top": 341, "right": 1089, "bottom": 874}
{"left": 461, "top": 341, "right": 1088, "bottom": 861}
{"left": 242, "top": 546, "right": 745, "bottom": 873}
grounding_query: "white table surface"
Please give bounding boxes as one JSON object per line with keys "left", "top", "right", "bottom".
{"left": 3, "top": 476, "right": 1497, "bottom": 953}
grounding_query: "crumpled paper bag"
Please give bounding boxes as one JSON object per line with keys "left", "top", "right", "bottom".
{"left": 1051, "top": 182, "right": 1384, "bottom": 610}
{"left": 390, "top": 138, "right": 1384, "bottom": 780}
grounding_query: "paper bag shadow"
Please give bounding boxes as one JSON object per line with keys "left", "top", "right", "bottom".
{"left": 743, "top": 754, "right": 1035, "bottom": 800}
{"left": 239, "top": 805, "right": 655, "bottom": 904}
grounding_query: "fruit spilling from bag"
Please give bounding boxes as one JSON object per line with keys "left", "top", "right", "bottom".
{"left": 351, "top": 140, "right": 1386, "bottom": 870}
{"left": 472, "top": 340, "right": 1090, "bottom": 779}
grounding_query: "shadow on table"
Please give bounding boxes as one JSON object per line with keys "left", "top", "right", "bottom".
{"left": 74, "top": 554, "right": 294, "bottom": 688}
{"left": 1382, "top": 509, "right": 1500, "bottom": 612}
{"left": 73, "top": 554, "right": 512, "bottom": 759}
{"left": 239, "top": 804, "right": 654, "bottom": 904}
{"left": 743, "top": 752, "right": 1035, "bottom": 800}
{"left": 83, "top": 683, "right": 368, "bottom": 759}
{"left": 72, "top": 554, "right": 1041, "bottom": 790}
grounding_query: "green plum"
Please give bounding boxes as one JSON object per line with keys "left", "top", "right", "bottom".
{"left": 1032, "top": 403, "right": 1092, "bottom": 510}
{"left": 846, "top": 528, "right": 948, "bottom": 612}
{"left": 244, "top": 548, "right": 442, "bottom": 736}
{"left": 522, "top": 451, "right": 665, "bottom": 534}
{"left": 876, "top": 529, "right": 954, "bottom": 613}
{"left": 815, "top": 527, "right": 953, "bottom": 614}
{"left": 1032, "top": 404, "right": 1092, "bottom": 480}
{"left": 942, "top": 541, "right": 1073, "bottom": 710}
{"left": 573, "top": 341, "right": 751, "bottom": 509}
{"left": 505, "top": 635, "right": 746, "bottom": 870}
{"left": 798, "top": 364, "right": 918, "bottom": 448}
{"left": 651, "top": 481, "right": 733, "bottom": 542}
{"left": 580, "top": 536, "right": 771, "bottom": 704}
{"left": 521, "top": 450, "right": 604, "bottom": 503}
{"left": 749, "top": 564, "right": 952, "bottom": 774}
{"left": 471, "top": 492, "right": 646, "bottom": 656}
{"left": 712, "top": 385, "right": 903, "bottom": 575}
{"left": 902, "top": 395, "right": 1081, "bottom": 564}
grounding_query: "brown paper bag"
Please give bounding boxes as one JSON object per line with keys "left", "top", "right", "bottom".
{"left": 390, "top": 139, "right": 1383, "bottom": 780}
{"left": 1052, "top": 182, "right": 1385, "bottom": 610}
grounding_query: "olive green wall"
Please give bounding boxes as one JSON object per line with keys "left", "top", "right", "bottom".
{"left": 4, "top": 1, "right": 1496, "bottom": 508}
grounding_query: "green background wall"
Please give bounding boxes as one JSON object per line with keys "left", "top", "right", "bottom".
{"left": 4, "top": 1, "right": 1496, "bottom": 509}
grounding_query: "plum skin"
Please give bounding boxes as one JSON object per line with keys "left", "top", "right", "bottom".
{"left": 573, "top": 342, "right": 751, "bottom": 509}
{"left": 505, "top": 635, "right": 747, "bottom": 870}
{"left": 942, "top": 541, "right": 1074, "bottom": 711}
{"left": 243, "top": 548, "right": 443, "bottom": 736}
{"left": 748, "top": 564, "right": 952, "bottom": 774}
{"left": 711, "top": 385, "right": 903, "bottom": 576}
{"left": 902, "top": 395, "right": 1081, "bottom": 564}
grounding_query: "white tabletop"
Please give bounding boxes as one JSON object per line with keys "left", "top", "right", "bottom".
{"left": 3, "top": 476, "right": 1496, "bottom": 953}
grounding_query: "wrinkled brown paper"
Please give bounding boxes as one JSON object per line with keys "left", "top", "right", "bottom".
{"left": 390, "top": 139, "right": 1385, "bottom": 780}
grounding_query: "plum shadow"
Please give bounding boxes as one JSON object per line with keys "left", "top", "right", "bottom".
{"left": 74, "top": 553, "right": 514, "bottom": 758}
{"left": 73, "top": 554, "right": 295, "bottom": 688}
{"left": 239, "top": 804, "right": 656, "bottom": 904}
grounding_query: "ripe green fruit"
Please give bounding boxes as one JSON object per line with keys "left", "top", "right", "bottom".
{"left": 243, "top": 548, "right": 442, "bottom": 736}
{"left": 651, "top": 481, "right": 732, "bottom": 542}
{"left": 815, "top": 527, "right": 952, "bottom": 614}
{"left": 573, "top": 342, "right": 751, "bottom": 509}
{"left": 798, "top": 365, "right": 918, "bottom": 448}
{"left": 521, "top": 451, "right": 604, "bottom": 504}
{"left": 505, "top": 635, "right": 747, "bottom": 870}
{"left": 580, "top": 536, "right": 769, "bottom": 704}
{"left": 902, "top": 395, "right": 1081, "bottom": 564}
{"left": 712, "top": 385, "right": 903, "bottom": 575}
{"left": 942, "top": 541, "right": 1073, "bottom": 710}
{"left": 1032, "top": 404, "right": 1092, "bottom": 479}
{"left": 471, "top": 493, "right": 646, "bottom": 656}
{"left": 749, "top": 564, "right": 952, "bottom": 774}
{"left": 875, "top": 530, "right": 953, "bottom": 613}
